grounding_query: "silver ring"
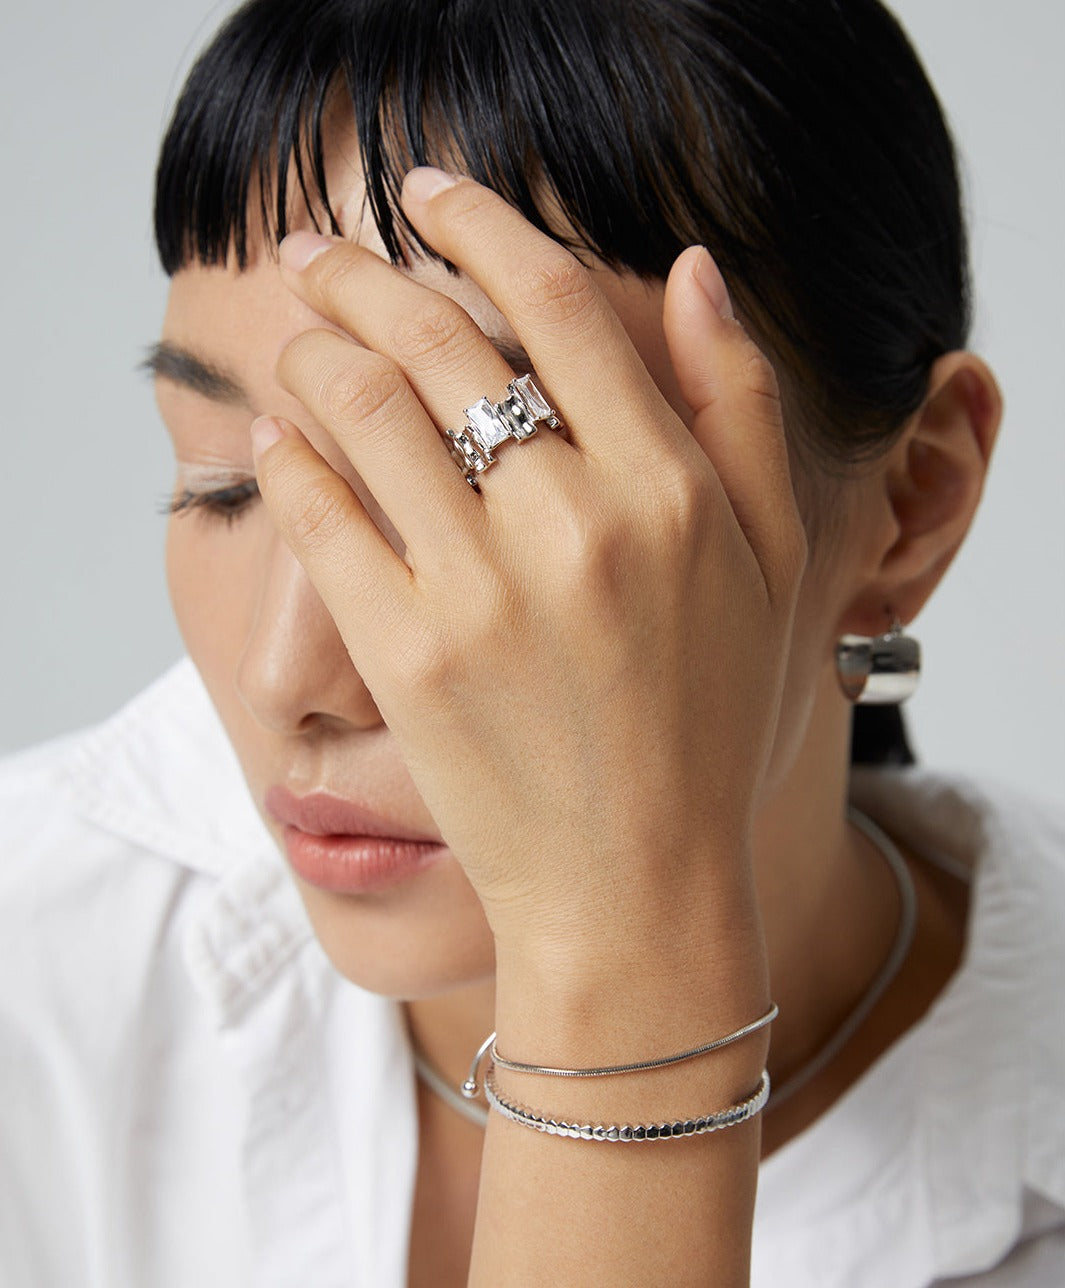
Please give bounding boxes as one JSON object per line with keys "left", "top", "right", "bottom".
{"left": 444, "top": 375, "right": 564, "bottom": 490}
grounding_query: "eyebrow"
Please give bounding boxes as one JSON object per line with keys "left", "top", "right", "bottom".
{"left": 139, "top": 341, "right": 251, "bottom": 407}
{"left": 139, "top": 336, "right": 539, "bottom": 406}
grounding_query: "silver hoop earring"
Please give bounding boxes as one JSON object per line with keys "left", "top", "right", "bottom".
{"left": 836, "top": 619, "right": 921, "bottom": 705}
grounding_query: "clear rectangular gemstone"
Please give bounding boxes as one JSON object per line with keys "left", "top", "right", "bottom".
{"left": 511, "top": 374, "right": 551, "bottom": 419}
{"left": 465, "top": 398, "right": 509, "bottom": 451}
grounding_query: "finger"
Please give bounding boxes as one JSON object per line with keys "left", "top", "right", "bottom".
{"left": 278, "top": 233, "right": 574, "bottom": 498}
{"left": 663, "top": 247, "right": 807, "bottom": 596}
{"left": 279, "top": 234, "right": 513, "bottom": 430}
{"left": 248, "top": 415, "right": 413, "bottom": 669}
{"left": 398, "top": 169, "right": 678, "bottom": 467}
{"left": 275, "top": 326, "right": 484, "bottom": 559}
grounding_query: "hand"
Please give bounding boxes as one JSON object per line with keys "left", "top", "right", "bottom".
{"left": 250, "top": 168, "right": 807, "bottom": 970}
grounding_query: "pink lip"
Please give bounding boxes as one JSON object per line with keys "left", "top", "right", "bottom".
{"left": 264, "top": 786, "right": 448, "bottom": 894}
{"left": 265, "top": 786, "right": 441, "bottom": 841}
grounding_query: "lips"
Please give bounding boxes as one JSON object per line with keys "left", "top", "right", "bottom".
{"left": 264, "top": 785, "right": 447, "bottom": 894}
{"left": 265, "top": 785, "right": 441, "bottom": 842}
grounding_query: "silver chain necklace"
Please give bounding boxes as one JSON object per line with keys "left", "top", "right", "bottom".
{"left": 767, "top": 806, "right": 918, "bottom": 1107}
{"left": 413, "top": 806, "right": 917, "bottom": 1124}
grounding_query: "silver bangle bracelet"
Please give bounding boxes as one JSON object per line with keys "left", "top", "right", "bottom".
{"left": 483, "top": 1067, "right": 771, "bottom": 1141}
{"left": 462, "top": 1003, "right": 778, "bottom": 1099}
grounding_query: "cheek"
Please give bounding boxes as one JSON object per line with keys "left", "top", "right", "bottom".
{"left": 165, "top": 517, "right": 256, "bottom": 699}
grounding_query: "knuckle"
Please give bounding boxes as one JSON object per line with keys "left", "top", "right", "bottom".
{"left": 311, "top": 246, "right": 363, "bottom": 302}
{"left": 318, "top": 356, "right": 407, "bottom": 429}
{"left": 736, "top": 341, "right": 783, "bottom": 417}
{"left": 656, "top": 458, "right": 713, "bottom": 526}
{"left": 390, "top": 616, "right": 458, "bottom": 703}
{"left": 389, "top": 300, "right": 477, "bottom": 368}
{"left": 286, "top": 481, "right": 350, "bottom": 551}
{"left": 644, "top": 449, "right": 715, "bottom": 537}
{"left": 276, "top": 328, "right": 331, "bottom": 391}
{"left": 511, "top": 252, "right": 599, "bottom": 326}
{"left": 550, "top": 504, "right": 624, "bottom": 594}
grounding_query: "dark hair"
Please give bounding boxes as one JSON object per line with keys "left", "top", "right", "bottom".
{"left": 154, "top": 0, "right": 958, "bottom": 766}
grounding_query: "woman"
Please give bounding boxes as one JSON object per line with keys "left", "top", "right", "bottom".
{"left": 1, "top": 0, "right": 1062, "bottom": 1284}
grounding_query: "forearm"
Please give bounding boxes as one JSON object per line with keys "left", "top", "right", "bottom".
{"left": 248, "top": 170, "right": 800, "bottom": 1286}
{"left": 470, "top": 874, "right": 771, "bottom": 1286}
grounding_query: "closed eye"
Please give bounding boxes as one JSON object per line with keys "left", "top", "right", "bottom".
{"left": 160, "top": 478, "right": 261, "bottom": 526}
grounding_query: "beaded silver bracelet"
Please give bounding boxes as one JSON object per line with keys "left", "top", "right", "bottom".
{"left": 482, "top": 1067, "right": 771, "bottom": 1142}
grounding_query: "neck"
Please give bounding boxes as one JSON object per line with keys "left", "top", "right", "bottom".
{"left": 751, "top": 669, "right": 903, "bottom": 1100}
{"left": 406, "top": 975, "right": 498, "bottom": 1104}
{"left": 405, "top": 666, "right": 904, "bottom": 1126}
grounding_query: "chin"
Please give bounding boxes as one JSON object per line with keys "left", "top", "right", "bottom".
{"left": 294, "top": 872, "right": 497, "bottom": 1000}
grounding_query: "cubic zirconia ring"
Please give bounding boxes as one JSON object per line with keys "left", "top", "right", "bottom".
{"left": 444, "top": 375, "right": 563, "bottom": 489}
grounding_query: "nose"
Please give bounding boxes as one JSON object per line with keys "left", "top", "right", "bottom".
{"left": 235, "top": 532, "right": 383, "bottom": 736}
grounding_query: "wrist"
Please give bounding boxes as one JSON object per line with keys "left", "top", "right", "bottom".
{"left": 491, "top": 872, "right": 770, "bottom": 1075}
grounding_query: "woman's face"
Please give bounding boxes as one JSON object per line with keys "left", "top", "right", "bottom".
{"left": 158, "top": 196, "right": 842, "bottom": 998}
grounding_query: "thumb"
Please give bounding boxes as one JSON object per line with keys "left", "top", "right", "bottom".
{"left": 662, "top": 246, "right": 804, "bottom": 598}
{"left": 662, "top": 244, "right": 736, "bottom": 415}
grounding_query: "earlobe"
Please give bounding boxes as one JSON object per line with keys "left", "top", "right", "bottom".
{"left": 846, "top": 352, "right": 1002, "bottom": 632}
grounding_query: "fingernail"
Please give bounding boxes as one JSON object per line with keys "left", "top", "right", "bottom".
{"left": 694, "top": 247, "right": 735, "bottom": 319}
{"left": 250, "top": 415, "right": 284, "bottom": 461}
{"left": 279, "top": 230, "right": 338, "bottom": 272}
{"left": 403, "top": 166, "right": 462, "bottom": 204}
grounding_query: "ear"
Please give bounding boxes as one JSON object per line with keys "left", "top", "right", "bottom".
{"left": 843, "top": 352, "right": 1002, "bottom": 635}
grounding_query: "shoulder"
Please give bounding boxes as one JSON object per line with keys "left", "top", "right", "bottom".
{"left": 851, "top": 767, "right": 1065, "bottom": 1044}
{"left": 858, "top": 768, "right": 1065, "bottom": 1277}
{"left": 753, "top": 768, "right": 1065, "bottom": 1287}
{"left": 0, "top": 655, "right": 285, "bottom": 1085}
{"left": 0, "top": 659, "right": 277, "bottom": 1039}
{"left": 0, "top": 664, "right": 293, "bottom": 1286}
{"left": 850, "top": 766, "right": 1065, "bottom": 913}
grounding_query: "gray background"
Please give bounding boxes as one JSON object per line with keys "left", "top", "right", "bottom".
{"left": 2, "top": 2, "right": 1062, "bottom": 802}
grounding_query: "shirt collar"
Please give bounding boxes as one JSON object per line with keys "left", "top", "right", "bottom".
{"left": 64, "top": 670, "right": 1065, "bottom": 1273}
{"left": 65, "top": 656, "right": 276, "bottom": 881}
{"left": 755, "top": 769, "right": 1065, "bottom": 1284}
{"left": 63, "top": 658, "right": 313, "bottom": 1024}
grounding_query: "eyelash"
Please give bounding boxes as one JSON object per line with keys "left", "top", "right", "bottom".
{"left": 161, "top": 478, "right": 261, "bottom": 526}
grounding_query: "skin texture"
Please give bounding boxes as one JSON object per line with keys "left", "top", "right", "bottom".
{"left": 158, "top": 167, "right": 1001, "bottom": 1284}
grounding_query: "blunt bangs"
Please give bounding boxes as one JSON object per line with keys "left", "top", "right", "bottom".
{"left": 154, "top": 0, "right": 972, "bottom": 769}
{"left": 154, "top": 0, "right": 970, "bottom": 463}
{"left": 155, "top": 0, "right": 777, "bottom": 281}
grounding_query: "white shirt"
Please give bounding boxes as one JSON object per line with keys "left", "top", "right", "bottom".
{"left": 1, "top": 659, "right": 1062, "bottom": 1287}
